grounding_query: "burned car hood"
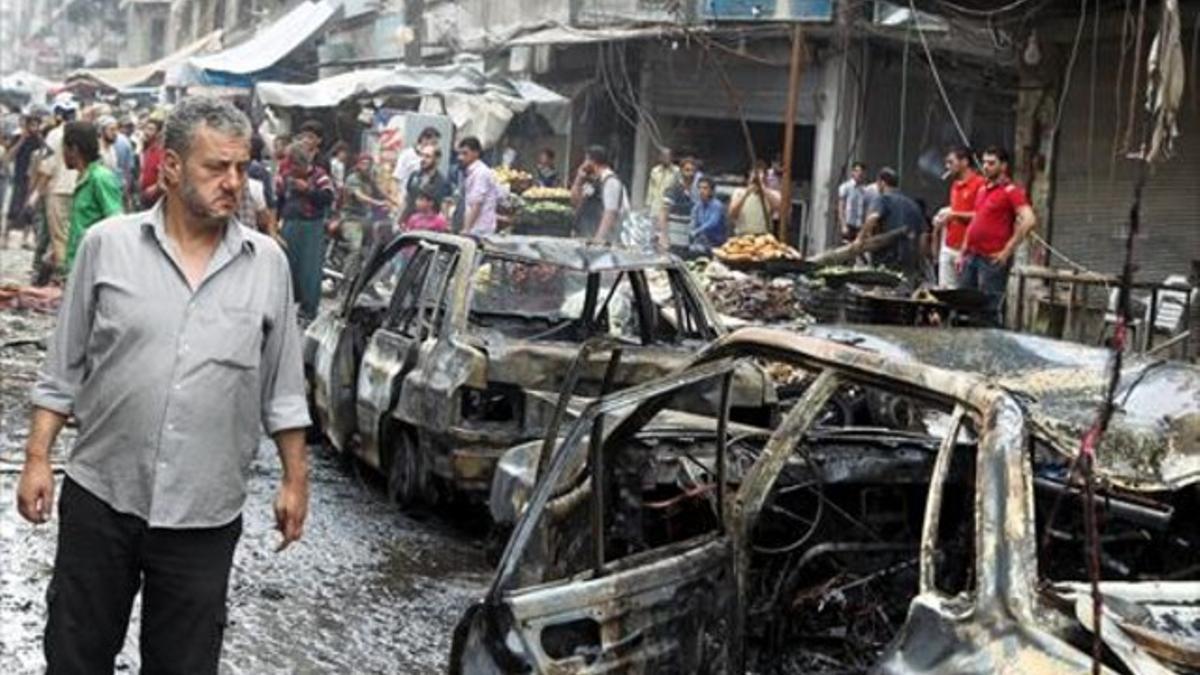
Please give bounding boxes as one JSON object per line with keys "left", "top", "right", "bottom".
{"left": 476, "top": 334, "right": 693, "bottom": 392}
{"left": 801, "top": 326, "right": 1200, "bottom": 491}
{"left": 470, "top": 331, "right": 774, "bottom": 409}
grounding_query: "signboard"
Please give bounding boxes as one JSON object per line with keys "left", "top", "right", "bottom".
{"left": 698, "top": 0, "right": 835, "bottom": 22}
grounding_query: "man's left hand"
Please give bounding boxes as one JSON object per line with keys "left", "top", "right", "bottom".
{"left": 274, "top": 478, "right": 308, "bottom": 551}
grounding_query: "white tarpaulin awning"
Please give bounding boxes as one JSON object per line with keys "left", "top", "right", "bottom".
{"left": 67, "top": 30, "right": 223, "bottom": 91}
{"left": 190, "top": 0, "right": 336, "bottom": 76}
{"left": 255, "top": 68, "right": 393, "bottom": 108}
{"left": 254, "top": 61, "right": 571, "bottom": 143}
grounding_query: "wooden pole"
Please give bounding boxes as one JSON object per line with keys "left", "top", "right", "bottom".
{"left": 779, "top": 24, "right": 805, "bottom": 244}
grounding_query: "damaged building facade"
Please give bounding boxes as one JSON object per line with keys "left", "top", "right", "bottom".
{"left": 20, "top": 1, "right": 1198, "bottom": 285}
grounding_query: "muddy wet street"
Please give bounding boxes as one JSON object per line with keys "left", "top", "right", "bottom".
{"left": 0, "top": 250, "right": 490, "bottom": 674}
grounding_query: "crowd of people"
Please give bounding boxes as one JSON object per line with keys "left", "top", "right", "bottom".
{"left": 836, "top": 145, "right": 1037, "bottom": 325}
{"left": 1, "top": 91, "right": 1036, "bottom": 328}
{"left": 0, "top": 96, "right": 517, "bottom": 321}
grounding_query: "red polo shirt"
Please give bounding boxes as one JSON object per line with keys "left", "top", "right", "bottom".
{"left": 946, "top": 170, "right": 984, "bottom": 249}
{"left": 965, "top": 178, "right": 1029, "bottom": 256}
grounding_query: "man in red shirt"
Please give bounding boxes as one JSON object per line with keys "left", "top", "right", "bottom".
{"left": 139, "top": 117, "right": 165, "bottom": 208}
{"left": 958, "top": 146, "right": 1037, "bottom": 326}
{"left": 934, "top": 146, "right": 984, "bottom": 287}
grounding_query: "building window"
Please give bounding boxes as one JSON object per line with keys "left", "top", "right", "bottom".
{"left": 150, "top": 17, "right": 166, "bottom": 61}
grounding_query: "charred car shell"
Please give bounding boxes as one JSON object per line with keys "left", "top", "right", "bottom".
{"left": 452, "top": 326, "right": 1200, "bottom": 674}
{"left": 304, "top": 232, "right": 774, "bottom": 505}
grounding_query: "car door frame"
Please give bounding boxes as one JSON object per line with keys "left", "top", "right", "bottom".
{"left": 455, "top": 358, "right": 745, "bottom": 673}
{"left": 353, "top": 234, "right": 473, "bottom": 469}
{"left": 309, "top": 235, "right": 429, "bottom": 452}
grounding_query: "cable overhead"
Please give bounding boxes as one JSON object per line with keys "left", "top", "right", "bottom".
{"left": 907, "top": 0, "right": 972, "bottom": 147}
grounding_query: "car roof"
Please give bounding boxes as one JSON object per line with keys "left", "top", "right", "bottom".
{"left": 798, "top": 325, "right": 1200, "bottom": 491}
{"left": 474, "top": 234, "right": 682, "bottom": 272}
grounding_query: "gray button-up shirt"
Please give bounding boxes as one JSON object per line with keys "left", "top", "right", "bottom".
{"left": 32, "top": 203, "right": 311, "bottom": 528}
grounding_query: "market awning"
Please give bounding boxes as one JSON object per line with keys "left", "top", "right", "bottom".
{"left": 189, "top": 0, "right": 337, "bottom": 77}
{"left": 66, "top": 30, "right": 223, "bottom": 92}
{"left": 255, "top": 60, "right": 571, "bottom": 146}
{"left": 255, "top": 68, "right": 393, "bottom": 109}
{"left": 255, "top": 62, "right": 568, "bottom": 114}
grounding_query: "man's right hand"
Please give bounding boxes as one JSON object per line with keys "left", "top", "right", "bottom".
{"left": 16, "top": 456, "right": 55, "bottom": 524}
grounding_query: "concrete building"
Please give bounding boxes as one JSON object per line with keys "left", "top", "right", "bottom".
{"left": 386, "top": 0, "right": 1015, "bottom": 253}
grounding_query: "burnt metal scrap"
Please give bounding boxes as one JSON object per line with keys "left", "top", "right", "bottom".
{"left": 452, "top": 326, "right": 1200, "bottom": 674}
{"left": 304, "top": 231, "right": 773, "bottom": 507}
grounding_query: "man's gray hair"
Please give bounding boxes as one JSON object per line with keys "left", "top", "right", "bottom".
{"left": 287, "top": 142, "right": 311, "bottom": 169}
{"left": 164, "top": 96, "right": 251, "bottom": 159}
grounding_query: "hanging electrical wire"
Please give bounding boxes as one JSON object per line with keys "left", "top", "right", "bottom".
{"left": 906, "top": 0, "right": 972, "bottom": 148}
{"left": 1121, "top": 0, "right": 1150, "bottom": 155}
{"left": 1110, "top": 0, "right": 1133, "bottom": 181}
{"left": 1049, "top": 0, "right": 1089, "bottom": 142}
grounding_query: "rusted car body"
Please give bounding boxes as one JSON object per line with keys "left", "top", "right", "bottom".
{"left": 304, "top": 232, "right": 773, "bottom": 504}
{"left": 451, "top": 326, "right": 1199, "bottom": 674}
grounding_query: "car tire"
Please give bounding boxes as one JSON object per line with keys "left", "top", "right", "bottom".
{"left": 387, "top": 426, "right": 424, "bottom": 509}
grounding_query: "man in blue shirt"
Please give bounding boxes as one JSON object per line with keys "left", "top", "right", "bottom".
{"left": 689, "top": 177, "right": 727, "bottom": 255}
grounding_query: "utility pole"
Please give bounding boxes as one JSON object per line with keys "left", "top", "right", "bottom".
{"left": 779, "top": 23, "right": 806, "bottom": 245}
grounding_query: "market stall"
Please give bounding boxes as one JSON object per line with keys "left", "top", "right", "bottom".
{"left": 695, "top": 233, "right": 992, "bottom": 330}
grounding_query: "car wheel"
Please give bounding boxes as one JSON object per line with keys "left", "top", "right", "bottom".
{"left": 387, "top": 427, "right": 424, "bottom": 509}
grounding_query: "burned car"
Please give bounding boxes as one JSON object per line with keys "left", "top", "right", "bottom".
{"left": 452, "top": 326, "right": 1200, "bottom": 674}
{"left": 304, "top": 232, "right": 773, "bottom": 505}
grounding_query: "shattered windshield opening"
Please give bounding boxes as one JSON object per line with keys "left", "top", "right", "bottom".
{"left": 470, "top": 255, "right": 590, "bottom": 323}
{"left": 468, "top": 255, "right": 706, "bottom": 345}
{"left": 497, "top": 358, "right": 744, "bottom": 592}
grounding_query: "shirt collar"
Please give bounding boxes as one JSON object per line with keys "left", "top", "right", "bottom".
{"left": 140, "top": 198, "right": 256, "bottom": 257}
{"left": 954, "top": 170, "right": 979, "bottom": 187}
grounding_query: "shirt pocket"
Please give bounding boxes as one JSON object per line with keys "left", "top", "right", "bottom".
{"left": 202, "top": 306, "right": 263, "bottom": 370}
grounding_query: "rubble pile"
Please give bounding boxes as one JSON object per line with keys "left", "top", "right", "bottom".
{"left": 701, "top": 261, "right": 813, "bottom": 325}
{"left": 709, "top": 275, "right": 809, "bottom": 323}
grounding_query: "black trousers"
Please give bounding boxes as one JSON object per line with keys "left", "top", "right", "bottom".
{"left": 45, "top": 478, "right": 242, "bottom": 675}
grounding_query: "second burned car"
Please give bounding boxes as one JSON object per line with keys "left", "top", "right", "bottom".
{"left": 454, "top": 327, "right": 1200, "bottom": 674}
{"left": 303, "top": 232, "right": 774, "bottom": 506}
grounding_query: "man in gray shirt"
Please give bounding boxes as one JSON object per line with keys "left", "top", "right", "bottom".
{"left": 837, "top": 161, "right": 869, "bottom": 242}
{"left": 858, "top": 167, "right": 927, "bottom": 281}
{"left": 15, "top": 97, "right": 310, "bottom": 673}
